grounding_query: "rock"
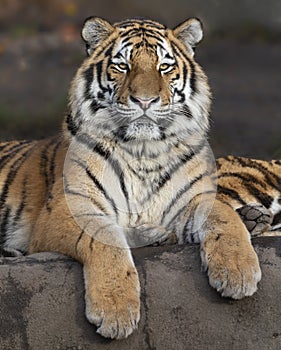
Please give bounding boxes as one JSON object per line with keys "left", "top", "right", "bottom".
{"left": 0, "top": 238, "right": 281, "bottom": 350}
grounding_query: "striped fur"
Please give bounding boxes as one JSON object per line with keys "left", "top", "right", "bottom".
{"left": 0, "top": 17, "right": 280, "bottom": 339}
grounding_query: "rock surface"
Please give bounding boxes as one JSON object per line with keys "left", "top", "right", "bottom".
{"left": 0, "top": 238, "right": 281, "bottom": 350}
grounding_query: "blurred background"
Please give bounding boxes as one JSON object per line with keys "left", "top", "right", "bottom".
{"left": 0, "top": 0, "right": 280, "bottom": 159}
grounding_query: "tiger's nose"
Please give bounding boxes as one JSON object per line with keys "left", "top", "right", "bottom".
{"left": 130, "top": 96, "right": 160, "bottom": 109}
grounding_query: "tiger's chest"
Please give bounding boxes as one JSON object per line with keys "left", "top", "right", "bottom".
{"left": 120, "top": 163, "right": 176, "bottom": 226}
{"left": 66, "top": 139, "right": 214, "bottom": 243}
{"left": 105, "top": 151, "right": 206, "bottom": 230}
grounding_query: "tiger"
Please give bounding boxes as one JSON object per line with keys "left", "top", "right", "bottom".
{"left": 0, "top": 16, "right": 280, "bottom": 340}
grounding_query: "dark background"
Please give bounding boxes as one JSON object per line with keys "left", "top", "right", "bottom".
{"left": 0, "top": 0, "right": 280, "bottom": 159}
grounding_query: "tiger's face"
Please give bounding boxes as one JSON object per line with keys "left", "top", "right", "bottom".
{"left": 68, "top": 17, "right": 211, "bottom": 143}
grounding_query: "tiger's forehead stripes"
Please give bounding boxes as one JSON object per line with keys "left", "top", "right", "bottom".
{"left": 115, "top": 18, "right": 166, "bottom": 30}
{"left": 118, "top": 28, "right": 167, "bottom": 50}
{"left": 112, "top": 28, "right": 174, "bottom": 65}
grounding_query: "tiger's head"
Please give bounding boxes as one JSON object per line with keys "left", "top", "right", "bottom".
{"left": 66, "top": 17, "right": 211, "bottom": 145}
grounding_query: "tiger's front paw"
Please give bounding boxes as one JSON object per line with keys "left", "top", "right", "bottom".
{"left": 201, "top": 239, "right": 261, "bottom": 299}
{"left": 85, "top": 267, "right": 140, "bottom": 339}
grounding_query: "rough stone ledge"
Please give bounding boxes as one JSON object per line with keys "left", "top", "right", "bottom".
{"left": 0, "top": 237, "right": 281, "bottom": 350}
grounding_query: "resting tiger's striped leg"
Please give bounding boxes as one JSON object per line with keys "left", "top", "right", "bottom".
{"left": 178, "top": 194, "right": 261, "bottom": 299}
{"left": 29, "top": 194, "right": 140, "bottom": 340}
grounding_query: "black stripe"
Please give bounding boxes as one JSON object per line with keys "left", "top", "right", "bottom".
{"left": 96, "top": 60, "right": 108, "bottom": 93}
{"left": 95, "top": 60, "right": 103, "bottom": 83}
{"left": 117, "top": 19, "right": 165, "bottom": 29}
{"left": 0, "top": 143, "right": 10, "bottom": 152}
{"left": 174, "top": 88, "right": 186, "bottom": 103}
{"left": 105, "top": 44, "right": 113, "bottom": 57}
{"left": 0, "top": 144, "right": 35, "bottom": 213}
{"left": 182, "top": 205, "right": 198, "bottom": 243}
{"left": 235, "top": 157, "right": 281, "bottom": 191}
{"left": 40, "top": 138, "right": 57, "bottom": 206}
{"left": 110, "top": 160, "right": 131, "bottom": 216}
{"left": 218, "top": 171, "right": 274, "bottom": 208}
{"left": 120, "top": 41, "right": 133, "bottom": 50}
{"left": 181, "top": 64, "right": 188, "bottom": 91}
{"left": 64, "top": 186, "right": 90, "bottom": 199}
{"left": 171, "top": 42, "right": 196, "bottom": 94}
{"left": 85, "top": 167, "right": 118, "bottom": 216}
{"left": 66, "top": 114, "right": 80, "bottom": 136}
{"left": 13, "top": 178, "right": 27, "bottom": 226}
{"left": 166, "top": 205, "right": 187, "bottom": 229}
{"left": 0, "top": 141, "right": 27, "bottom": 155}
{"left": 75, "top": 133, "right": 112, "bottom": 159}
{"left": 75, "top": 229, "right": 85, "bottom": 254}
{"left": 165, "top": 53, "right": 173, "bottom": 60}
{"left": 89, "top": 223, "right": 113, "bottom": 250}
{"left": 272, "top": 212, "right": 281, "bottom": 226}
{"left": 46, "top": 140, "right": 61, "bottom": 211}
{"left": 90, "top": 99, "right": 102, "bottom": 113}
{"left": 117, "top": 19, "right": 165, "bottom": 28}
{"left": 182, "top": 104, "right": 193, "bottom": 119}
{"left": 97, "top": 91, "right": 105, "bottom": 100}
{"left": 89, "top": 237, "right": 94, "bottom": 250}
{"left": 1, "top": 140, "right": 30, "bottom": 154}
{"left": 161, "top": 172, "right": 207, "bottom": 224}
{"left": 0, "top": 141, "right": 32, "bottom": 171}
{"left": 0, "top": 247, "right": 24, "bottom": 257}
{"left": 74, "top": 133, "right": 131, "bottom": 210}
{"left": 64, "top": 176, "right": 110, "bottom": 215}
{"left": 215, "top": 159, "right": 223, "bottom": 171}
{"left": 149, "top": 140, "right": 206, "bottom": 198}
{"left": 120, "top": 29, "right": 141, "bottom": 38}
{"left": 0, "top": 206, "right": 11, "bottom": 244}
{"left": 218, "top": 171, "right": 267, "bottom": 187}
{"left": 244, "top": 184, "right": 273, "bottom": 208}
{"left": 74, "top": 135, "right": 130, "bottom": 213}
{"left": 166, "top": 189, "right": 217, "bottom": 233}
{"left": 70, "top": 158, "right": 118, "bottom": 217}
{"left": 127, "top": 163, "right": 145, "bottom": 181}
{"left": 84, "top": 64, "right": 94, "bottom": 99}
{"left": 189, "top": 59, "right": 196, "bottom": 95}
{"left": 217, "top": 185, "right": 247, "bottom": 205}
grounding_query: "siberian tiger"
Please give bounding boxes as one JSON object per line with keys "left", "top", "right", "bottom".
{"left": 0, "top": 16, "right": 280, "bottom": 339}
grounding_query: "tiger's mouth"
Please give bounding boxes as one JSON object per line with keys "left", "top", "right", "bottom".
{"left": 131, "top": 115, "right": 157, "bottom": 125}
{"left": 117, "top": 116, "right": 163, "bottom": 142}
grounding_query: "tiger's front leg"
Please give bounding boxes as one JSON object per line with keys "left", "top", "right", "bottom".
{"left": 180, "top": 195, "right": 262, "bottom": 299}
{"left": 29, "top": 198, "right": 140, "bottom": 339}
{"left": 200, "top": 199, "right": 262, "bottom": 299}
{"left": 83, "top": 239, "right": 140, "bottom": 339}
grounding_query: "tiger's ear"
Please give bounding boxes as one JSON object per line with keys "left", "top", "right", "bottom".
{"left": 82, "top": 17, "right": 114, "bottom": 56}
{"left": 173, "top": 18, "right": 203, "bottom": 55}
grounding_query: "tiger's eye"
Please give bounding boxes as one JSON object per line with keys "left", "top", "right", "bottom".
{"left": 159, "top": 63, "right": 170, "bottom": 71}
{"left": 117, "top": 63, "right": 128, "bottom": 71}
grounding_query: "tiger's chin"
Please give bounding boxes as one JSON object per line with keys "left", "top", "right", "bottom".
{"left": 122, "top": 121, "right": 163, "bottom": 142}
